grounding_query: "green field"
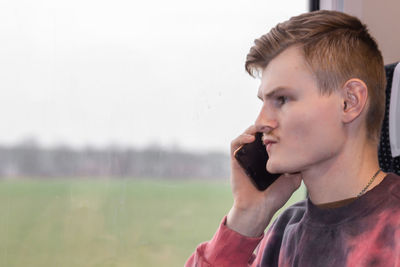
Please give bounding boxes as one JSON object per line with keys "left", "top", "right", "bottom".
{"left": 0, "top": 178, "right": 306, "bottom": 267}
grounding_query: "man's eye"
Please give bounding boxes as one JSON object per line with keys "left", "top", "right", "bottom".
{"left": 275, "top": 96, "right": 288, "bottom": 106}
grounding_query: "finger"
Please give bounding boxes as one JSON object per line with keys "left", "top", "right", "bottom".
{"left": 231, "top": 133, "right": 256, "bottom": 156}
{"left": 243, "top": 125, "right": 258, "bottom": 135}
{"left": 230, "top": 125, "right": 260, "bottom": 157}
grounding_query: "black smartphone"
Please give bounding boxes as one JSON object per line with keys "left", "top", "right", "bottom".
{"left": 234, "top": 132, "right": 281, "bottom": 190}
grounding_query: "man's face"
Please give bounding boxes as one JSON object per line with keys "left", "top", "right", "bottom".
{"left": 256, "top": 46, "right": 346, "bottom": 174}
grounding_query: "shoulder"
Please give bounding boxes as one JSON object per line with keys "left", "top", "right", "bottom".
{"left": 253, "top": 200, "right": 307, "bottom": 266}
{"left": 266, "top": 200, "right": 307, "bottom": 237}
{"left": 386, "top": 172, "right": 400, "bottom": 199}
{"left": 273, "top": 200, "right": 307, "bottom": 228}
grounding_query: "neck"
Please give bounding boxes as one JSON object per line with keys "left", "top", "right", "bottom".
{"left": 301, "top": 139, "right": 386, "bottom": 205}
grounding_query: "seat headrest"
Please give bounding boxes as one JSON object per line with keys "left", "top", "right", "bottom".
{"left": 378, "top": 62, "right": 400, "bottom": 175}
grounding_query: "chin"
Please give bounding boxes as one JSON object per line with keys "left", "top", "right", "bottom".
{"left": 267, "top": 159, "right": 301, "bottom": 174}
{"left": 266, "top": 160, "right": 282, "bottom": 174}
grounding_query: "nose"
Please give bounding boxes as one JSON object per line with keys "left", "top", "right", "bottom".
{"left": 254, "top": 103, "right": 278, "bottom": 133}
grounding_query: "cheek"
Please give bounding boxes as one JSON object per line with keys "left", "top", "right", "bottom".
{"left": 279, "top": 106, "right": 343, "bottom": 165}
{"left": 267, "top": 97, "right": 345, "bottom": 173}
{"left": 286, "top": 102, "right": 341, "bottom": 145}
{"left": 284, "top": 115, "right": 319, "bottom": 153}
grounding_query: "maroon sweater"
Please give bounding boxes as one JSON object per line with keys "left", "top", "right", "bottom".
{"left": 186, "top": 173, "right": 400, "bottom": 266}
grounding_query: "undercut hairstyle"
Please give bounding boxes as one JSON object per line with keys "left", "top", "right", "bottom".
{"left": 245, "top": 10, "right": 386, "bottom": 145}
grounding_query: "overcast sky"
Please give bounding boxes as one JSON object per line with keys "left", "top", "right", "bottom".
{"left": 0, "top": 0, "right": 307, "bottom": 153}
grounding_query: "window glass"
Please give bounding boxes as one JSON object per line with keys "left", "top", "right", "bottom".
{"left": 0, "top": 1, "right": 307, "bottom": 266}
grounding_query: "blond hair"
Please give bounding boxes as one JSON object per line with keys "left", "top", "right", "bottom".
{"left": 245, "top": 10, "right": 386, "bottom": 144}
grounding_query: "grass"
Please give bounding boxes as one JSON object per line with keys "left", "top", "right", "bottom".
{"left": 0, "top": 178, "right": 306, "bottom": 267}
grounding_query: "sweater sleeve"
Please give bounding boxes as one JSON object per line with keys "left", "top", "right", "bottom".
{"left": 185, "top": 216, "right": 264, "bottom": 267}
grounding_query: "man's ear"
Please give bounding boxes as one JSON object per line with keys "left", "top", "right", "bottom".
{"left": 341, "top": 78, "right": 368, "bottom": 124}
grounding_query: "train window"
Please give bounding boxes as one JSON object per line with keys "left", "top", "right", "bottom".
{"left": 0, "top": 0, "right": 308, "bottom": 266}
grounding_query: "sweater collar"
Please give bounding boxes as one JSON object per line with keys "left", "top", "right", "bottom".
{"left": 303, "top": 173, "right": 397, "bottom": 226}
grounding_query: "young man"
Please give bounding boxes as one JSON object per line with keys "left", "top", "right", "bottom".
{"left": 186, "top": 10, "right": 400, "bottom": 266}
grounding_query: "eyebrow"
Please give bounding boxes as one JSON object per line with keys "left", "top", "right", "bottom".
{"left": 257, "top": 86, "right": 292, "bottom": 101}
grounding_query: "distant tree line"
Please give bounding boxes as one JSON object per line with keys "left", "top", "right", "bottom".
{"left": 0, "top": 140, "right": 230, "bottom": 179}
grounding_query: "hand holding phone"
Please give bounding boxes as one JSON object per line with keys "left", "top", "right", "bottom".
{"left": 227, "top": 128, "right": 302, "bottom": 237}
{"left": 234, "top": 132, "right": 281, "bottom": 190}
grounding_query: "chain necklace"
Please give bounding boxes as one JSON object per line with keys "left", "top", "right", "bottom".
{"left": 357, "top": 169, "right": 382, "bottom": 198}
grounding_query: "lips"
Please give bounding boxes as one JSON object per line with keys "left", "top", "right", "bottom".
{"left": 264, "top": 140, "right": 277, "bottom": 146}
{"left": 266, "top": 142, "right": 275, "bottom": 152}
{"left": 262, "top": 136, "right": 277, "bottom": 152}
{"left": 262, "top": 137, "right": 278, "bottom": 146}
